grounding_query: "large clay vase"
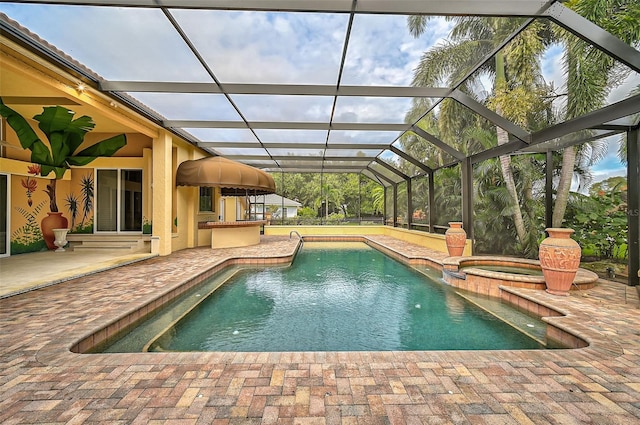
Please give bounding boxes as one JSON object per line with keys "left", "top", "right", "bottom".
{"left": 445, "top": 222, "right": 466, "bottom": 256}
{"left": 539, "top": 228, "right": 581, "bottom": 296}
{"left": 41, "top": 212, "right": 68, "bottom": 250}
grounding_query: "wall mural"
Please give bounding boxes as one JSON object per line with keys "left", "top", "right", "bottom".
{"left": 0, "top": 97, "right": 126, "bottom": 253}
{"left": 11, "top": 166, "right": 96, "bottom": 254}
{"left": 66, "top": 172, "right": 94, "bottom": 234}
{"left": 12, "top": 165, "right": 47, "bottom": 254}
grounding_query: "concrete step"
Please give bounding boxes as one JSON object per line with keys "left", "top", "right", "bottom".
{"left": 78, "top": 240, "right": 141, "bottom": 247}
{"left": 73, "top": 245, "right": 137, "bottom": 252}
{"left": 67, "top": 234, "right": 150, "bottom": 242}
{"left": 67, "top": 234, "right": 150, "bottom": 254}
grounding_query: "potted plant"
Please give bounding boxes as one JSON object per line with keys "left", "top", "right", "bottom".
{"left": 0, "top": 97, "right": 126, "bottom": 249}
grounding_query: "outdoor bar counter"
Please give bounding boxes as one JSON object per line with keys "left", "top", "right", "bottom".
{"left": 198, "top": 220, "right": 266, "bottom": 248}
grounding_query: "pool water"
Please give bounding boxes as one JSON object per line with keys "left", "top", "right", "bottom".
{"left": 144, "top": 242, "right": 544, "bottom": 352}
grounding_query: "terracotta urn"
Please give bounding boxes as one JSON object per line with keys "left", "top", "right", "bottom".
{"left": 539, "top": 228, "right": 581, "bottom": 296}
{"left": 445, "top": 222, "right": 466, "bottom": 256}
{"left": 41, "top": 212, "right": 68, "bottom": 250}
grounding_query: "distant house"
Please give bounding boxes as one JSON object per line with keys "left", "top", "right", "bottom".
{"left": 249, "top": 194, "right": 302, "bottom": 219}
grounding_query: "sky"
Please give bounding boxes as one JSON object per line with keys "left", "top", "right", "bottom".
{"left": 0, "top": 2, "right": 635, "bottom": 185}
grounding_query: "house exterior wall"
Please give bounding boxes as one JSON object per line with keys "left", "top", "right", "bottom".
{"left": 223, "top": 196, "right": 236, "bottom": 222}
{"left": 171, "top": 144, "right": 194, "bottom": 252}
{"left": 285, "top": 206, "right": 298, "bottom": 218}
{"left": 0, "top": 36, "right": 210, "bottom": 257}
{"left": 1, "top": 138, "right": 151, "bottom": 254}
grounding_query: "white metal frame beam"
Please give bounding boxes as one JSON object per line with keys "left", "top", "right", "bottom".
{"left": 101, "top": 81, "right": 450, "bottom": 98}
{"left": 197, "top": 142, "right": 391, "bottom": 150}
{"left": 164, "top": 120, "right": 412, "bottom": 132}
{"left": 12, "top": 1, "right": 559, "bottom": 16}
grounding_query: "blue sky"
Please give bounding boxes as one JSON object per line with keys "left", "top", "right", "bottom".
{"left": 591, "top": 138, "right": 627, "bottom": 182}
{"left": 0, "top": 3, "right": 635, "bottom": 184}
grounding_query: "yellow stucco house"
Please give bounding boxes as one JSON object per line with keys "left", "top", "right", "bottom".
{"left": 0, "top": 28, "right": 258, "bottom": 258}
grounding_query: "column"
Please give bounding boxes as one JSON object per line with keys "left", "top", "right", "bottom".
{"left": 627, "top": 128, "right": 639, "bottom": 287}
{"left": 152, "top": 130, "right": 173, "bottom": 256}
{"left": 461, "top": 158, "right": 474, "bottom": 241}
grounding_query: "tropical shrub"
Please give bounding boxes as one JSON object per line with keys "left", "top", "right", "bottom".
{"left": 564, "top": 177, "right": 629, "bottom": 260}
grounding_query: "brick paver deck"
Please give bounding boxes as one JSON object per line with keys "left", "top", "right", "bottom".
{"left": 1, "top": 236, "right": 639, "bottom": 424}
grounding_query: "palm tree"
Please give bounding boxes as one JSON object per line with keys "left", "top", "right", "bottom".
{"left": 320, "top": 175, "right": 349, "bottom": 219}
{"left": 552, "top": 0, "right": 640, "bottom": 227}
{"left": 407, "top": 16, "right": 551, "bottom": 253}
{"left": 371, "top": 185, "right": 385, "bottom": 215}
{"left": 400, "top": 112, "right": 446, "bottom": 168}
{"left": 433, "top": 166, "right": 462, "bottom": 227}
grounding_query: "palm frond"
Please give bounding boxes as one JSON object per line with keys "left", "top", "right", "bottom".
{"left": 412, "top": 39, "right": 493, "bottom": 87}
{"left": 407, "top": 15, "right": 431, "bottom": 38}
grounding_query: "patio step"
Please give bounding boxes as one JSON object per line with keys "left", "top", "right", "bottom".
{"left": 67, "top": 234, "right": 151, "bottom": 253}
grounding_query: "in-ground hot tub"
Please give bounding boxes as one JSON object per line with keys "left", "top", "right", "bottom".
{"left": 442, "top": 256, "right": 599, "bottom": 298}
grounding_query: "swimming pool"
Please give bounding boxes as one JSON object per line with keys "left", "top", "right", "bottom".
{"left": 98, "top": 242, "right": 548, "bottom": 352}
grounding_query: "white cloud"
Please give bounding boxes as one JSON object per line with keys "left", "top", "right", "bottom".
{"left": 0, "top": 4, "right": 212, "bottom": 81}
{"left": 539, "top": 43, "right": 567, "bottom": 116}
{"left": 342, "top": 14, "right": 452, "bottom": 86}
{"left": 607, "top": 71, "right": 640, "bottom": 104}
{"left": 333, "top": 97, "right": 412, "bottom": 123}
{"left": 255, "top": 129, "right": 328, "bottom": 143}
{"left": 328, "top": 131, "right": 402, "bottom": 143}
{"left": 133, "top": 93, "right": 240, "bottom": 120}
{"left": 541, "top": 44, "right": 564, "bottom": 90}
{"left": 171, "top": 10, "right": 348, "bottom": 85}
{"left": 230, "top": 95, "right": 333, "bottom": 122}
{"left": 185, "top": 128, "right": 257, "bottom": 142}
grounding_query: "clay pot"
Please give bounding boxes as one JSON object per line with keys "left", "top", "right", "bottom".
{"left": 41, "top": 212, "right": 68, "bottom": 250}
{"left": 539, "top": 228, "right": 581, "bottom": 296}
{"left": 445, "top": 222, "right": 466, "bottom": 256}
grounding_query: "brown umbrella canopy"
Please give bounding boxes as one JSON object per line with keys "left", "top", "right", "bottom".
{"left": 176, "top": 156, "right": 276, "bottom": 195}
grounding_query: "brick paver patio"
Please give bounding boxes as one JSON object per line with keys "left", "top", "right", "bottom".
{"left": 1, "top": 236, "right": 639, "bottom": 424}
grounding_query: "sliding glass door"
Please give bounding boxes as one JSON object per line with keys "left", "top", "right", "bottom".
{"left": 120, "top": 170, "right": 143, "bottom": 232}
{"left": 96, "top": 169, "right": 143, "bottom": 232}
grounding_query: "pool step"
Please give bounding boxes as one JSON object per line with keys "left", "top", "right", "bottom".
{"left": 456, "top": 291, "right": 548, "bottom": 346}
{"left": 412, "top": 265, "right": 444, "bottom": 281}
{"left": 411, "top": 265, "right": 548, "bottom": 346}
